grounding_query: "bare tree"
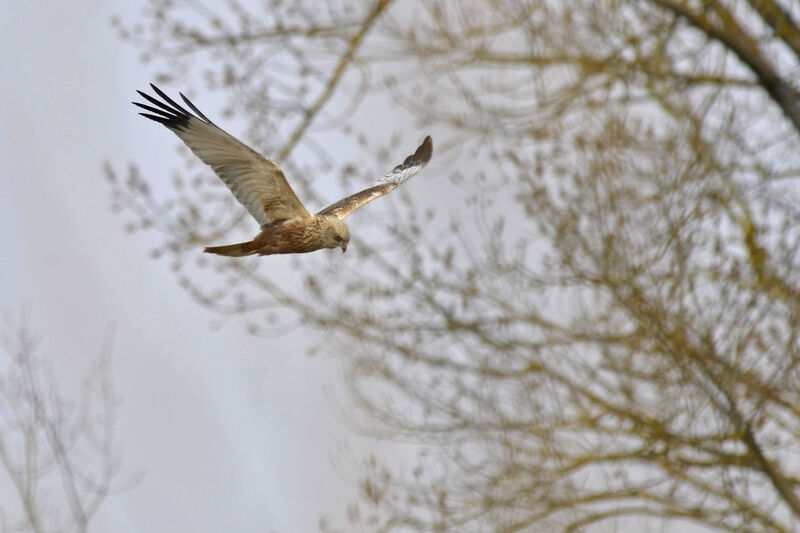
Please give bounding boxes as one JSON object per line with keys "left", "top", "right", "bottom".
{"left": 0, "top": 315, "right": 128, "bottom": 533}
{"left": 110, "top": 0, "right": 800, "bottom": 531}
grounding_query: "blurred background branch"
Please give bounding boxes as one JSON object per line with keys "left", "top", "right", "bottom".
{"left": 0, "top": 314, "right": 131, "bottom": 533}
{"left": 109, "top": 0, "right": 800, "bottom": 531}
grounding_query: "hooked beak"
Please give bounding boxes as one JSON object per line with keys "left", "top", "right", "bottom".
{"left": 340, "top": 242, "right": 347, "bottom": 253}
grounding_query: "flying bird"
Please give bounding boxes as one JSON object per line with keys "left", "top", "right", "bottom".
{"left": 133, "top": 84, "right": 433, "bottom": 256}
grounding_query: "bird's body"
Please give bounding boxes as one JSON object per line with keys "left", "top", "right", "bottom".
{"left": 205, "top": 215, "right": 350, "bottom": 257}
{"left": 133, "top": 84, "right": 432, "bottom": 257}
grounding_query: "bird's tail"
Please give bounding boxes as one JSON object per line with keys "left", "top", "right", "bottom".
{"left": 204, "top": 240, "right": 258, "bottom": 257}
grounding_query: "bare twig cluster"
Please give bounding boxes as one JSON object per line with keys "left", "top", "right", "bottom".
{"left": 110, "top": 1, "right": 800, "bottom": 531}
{"left": 0, "top": 316, "right": 128, "bottom": 533}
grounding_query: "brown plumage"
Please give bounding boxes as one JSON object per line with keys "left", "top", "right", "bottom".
{"left": 204, "top": 216, "right": 350, "bottom": 257}
{"left": 134, "top": 84, "right": 433, "bottom": 256}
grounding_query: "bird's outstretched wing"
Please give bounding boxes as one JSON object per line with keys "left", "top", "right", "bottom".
{"left": 134, "top": 84, "right": 311, "bottom": 227}
{"left": 317, "top": 136, "right": 433, "bottom": 219}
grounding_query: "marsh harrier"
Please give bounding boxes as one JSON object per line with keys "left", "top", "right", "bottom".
{"left": 134, "top": 84, "right": 433, "bottom": 256}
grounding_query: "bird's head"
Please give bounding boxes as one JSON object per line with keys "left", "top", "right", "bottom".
{"left": 322, "top": 216, "right": 350, "bottom": 253}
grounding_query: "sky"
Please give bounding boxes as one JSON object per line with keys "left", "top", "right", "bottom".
{"left": 0, "top": 2, "right": 371, "bottom": 531}
{"left": 2, "top": 2, "right": 789, "bottom": 533}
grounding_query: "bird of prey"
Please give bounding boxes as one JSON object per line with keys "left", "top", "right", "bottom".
{"left": 133, "top": 84, "right": 433, "bottom": 257}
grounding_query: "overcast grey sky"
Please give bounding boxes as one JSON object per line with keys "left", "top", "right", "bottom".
{"left": 0, "top": 2, "right": 370, "bottom": 531}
